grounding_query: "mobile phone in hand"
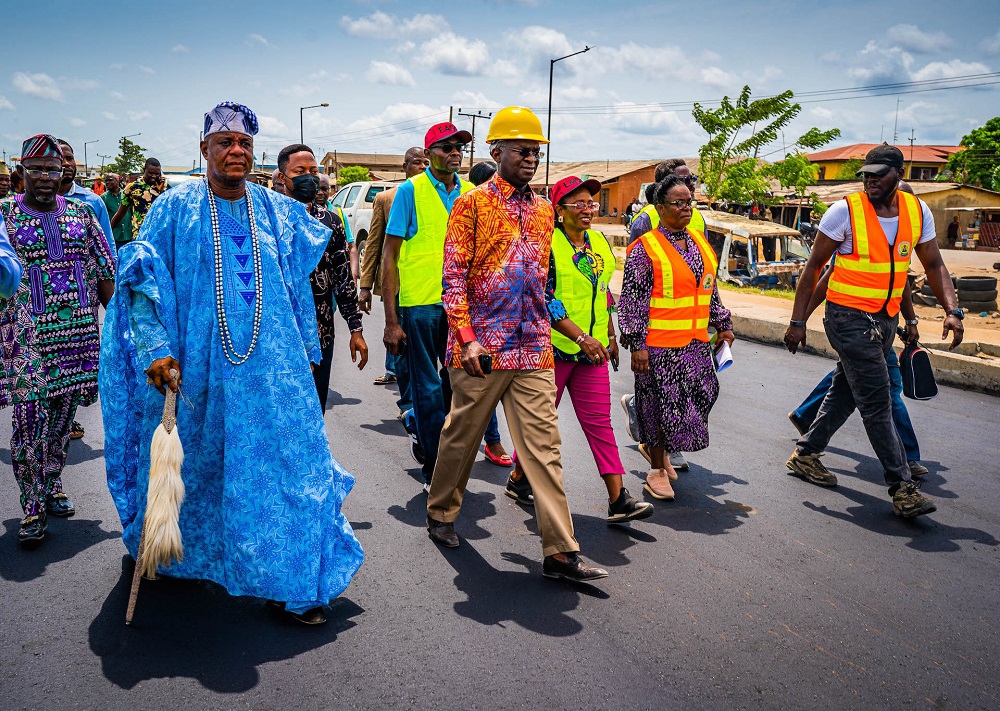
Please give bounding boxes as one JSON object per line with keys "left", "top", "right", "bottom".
{"left": 478, "top": 353, "right": 493, "bottom": 375}
{"left": 610, "top": 354, "right": 619, "bottom": 372}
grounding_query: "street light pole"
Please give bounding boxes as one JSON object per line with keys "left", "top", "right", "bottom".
{"left": 300, "top": 103, "right": 330, "bottom": 144}
{"left": 545, "top": 45, "right": 592, "bottom": 193}
{"left": 83, "top": 139, "right": 99, "bottom": 176}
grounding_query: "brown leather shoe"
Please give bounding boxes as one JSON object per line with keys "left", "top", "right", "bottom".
{"left": 427, "top": 516, "right": 459, "bottom": 548}
{"left": 542, "top": 553, "right": 608, "bottom": 582}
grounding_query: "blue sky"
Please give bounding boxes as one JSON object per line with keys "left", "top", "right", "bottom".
{"left": 3, "top": 0, "right": 998, "bottom": 170}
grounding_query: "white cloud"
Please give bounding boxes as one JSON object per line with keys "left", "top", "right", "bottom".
{"left": 12, "top": 72, "right": 63, "bottom": 101}
{"left": 138, "top": 65, "right": 156, "bottom": 75}
{"left": 611, "top": 102, "right": 697, "bottom": 139}
{"left": 257, "top": 116, "right": 290, "bottom": 141}
{"left": 109, "top": 63, "right": 124, "bottom": 70}
{"left": 171, "top": 43, "right": 189, "bottom": 54}
{"left": 278, "top": 84, "right": 321, "bottom": 99}
{"left": 417, "top": 33, "right": 491, "bottom": 76}
{"left": 110, "top": 91, "right": 125, "bottom": 101}
{"left": 340, "top": 11, "right": 446, "bottom": 38}
{"left": 700, "top": 66, "right": 740, "bottom": 89}
{"left": 911, "top": 59, "right": 992, "bottom": 81}
{"left": 69, "top": 117, "right": 86, "bottom": 127}
{"left": 365, "top": 60, "right": 415, "bottom": 87}
{"left": 558, "top": 85, "right": 597, "bottom": 101}
{"left": 886, "top": 24, "right": 952, "bottom": 53}
{"left": 246, "top": 33, "right": 271, "bottom": 47}
{"left": 102, "top": 111, "right": 118, "bottom": 121}
{"left": 451, "top": 91, "right": 502, "bottom": 109}
{"left": 0, "top": 96, "right": 14, "bottom": 110}
{"left": 849, "top": 42, "right": 913, "bottom": 85}
{"left": 127, "top": 110, "right": 151, "bottom": 121}
{"left": 983, "top": 30, "right": 1000, "bottom": 54}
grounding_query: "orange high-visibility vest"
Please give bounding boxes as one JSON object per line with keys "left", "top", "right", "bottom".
{"left": 634, "top": 227, "right": 719, "bottom": 348}
{"left": 827, "top": 191, "right": 921, "bottom": 317}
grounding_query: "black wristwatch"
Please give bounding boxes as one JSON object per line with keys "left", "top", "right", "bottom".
{"left": 947, "top": 308, "right": 964, "bottom": 320}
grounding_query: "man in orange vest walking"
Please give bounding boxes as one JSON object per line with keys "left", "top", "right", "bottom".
{"left": 783, "top": 144, "right": 962, "bottom": 518}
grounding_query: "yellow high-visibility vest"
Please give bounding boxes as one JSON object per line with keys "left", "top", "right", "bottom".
{"left": 549, "top": 229, "right": 616, "bottom": 355}
{"left": 397, "top": 172, "right": 473, "bottom": 307}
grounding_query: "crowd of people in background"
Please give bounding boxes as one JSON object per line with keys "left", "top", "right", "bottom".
{"left": 0, "top": 101, "right": 964, "bottom": 624}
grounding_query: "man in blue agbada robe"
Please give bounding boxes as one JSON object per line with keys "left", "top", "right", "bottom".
{"left": 100, "top": 102, "right": 363, "bottom": 625}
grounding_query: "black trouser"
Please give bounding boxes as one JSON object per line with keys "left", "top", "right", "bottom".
{"left": 798, "top": 302, "right": 910, "bottom": 492}
{"left": 313, "top": 338, "right": 335, "bottom": 413}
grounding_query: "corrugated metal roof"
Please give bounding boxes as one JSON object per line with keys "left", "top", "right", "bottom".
{"left": 805, "top": 143, "right": 962, "bottom": 164}
{"left": 701, "top": 209, "right": 800, "bottom": 238}
{"left": 806, "top": 181, "right": 1000, "bottom": 202}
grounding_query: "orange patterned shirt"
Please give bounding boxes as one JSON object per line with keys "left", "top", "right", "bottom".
{"left": 442, "top": 173, "right": 555, "bottom": 370}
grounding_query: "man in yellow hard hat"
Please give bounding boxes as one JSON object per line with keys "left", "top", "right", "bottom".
{"left": 426, "top": 106, "right": 608, "bottom": 583}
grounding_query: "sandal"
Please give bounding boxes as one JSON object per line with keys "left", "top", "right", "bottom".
{"left": 70, "top": 421, "right": 84, "bottom": 440}
{"left": 373, "top": 373, "right": 397, "bottom": 385}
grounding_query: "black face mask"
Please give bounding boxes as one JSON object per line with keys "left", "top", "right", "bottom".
{"left": 289, "top": 173, "right": 320, "bottom": 203}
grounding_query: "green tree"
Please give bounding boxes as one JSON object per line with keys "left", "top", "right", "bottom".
{"left": 766, "top": 151, "right": 824, "bottom": 223}
{"left": 338, "top": 166, "right": 370, "bottom": 186}
{"left": 104, "top": 136, "right": 146, "bottom": 178}
{"left": 947, "top": 116, "right": 1000, "bottom": 189}
{"left": 834, "top": 158, "right": 864, "bottom": 180}
{"left": 692, "top": 85, "right": 840, "bottom": 204}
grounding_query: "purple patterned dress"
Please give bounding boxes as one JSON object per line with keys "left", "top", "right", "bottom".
{"left": 618, "top": 227, "right": 732, "bottom": 452}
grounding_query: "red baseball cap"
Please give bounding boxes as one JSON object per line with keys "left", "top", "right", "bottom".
{"left": 424, "top": 122, "right": 473, "bottom": 149}
{"left": 550, "top": 175, "right": 602, "bottom": 207}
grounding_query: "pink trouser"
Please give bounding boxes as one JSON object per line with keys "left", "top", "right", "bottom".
{"left": 514, "top": 360, "right": 625, "bottom": 477}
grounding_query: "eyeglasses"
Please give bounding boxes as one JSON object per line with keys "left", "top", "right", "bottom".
{"left": 506, "top": 147, "right": 544, "bottom": 159}
{"left": 435, "top": 143, "right": 467, "bottom": 154}
{"left": 678, "top": 174, "right": 698, "bottom": 186}
{"left": 561, "top": 200, "right": 599, "bottom": 211}
{"left": 24, "top": 169, "right": 62, "bottom": 180}
{"left": 660, "top": 198, "right": 695, "bottom": 209}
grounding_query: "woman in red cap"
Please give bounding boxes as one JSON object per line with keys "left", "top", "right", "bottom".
{"left": 506, "top": 176, "right": 652, "bottom": 524}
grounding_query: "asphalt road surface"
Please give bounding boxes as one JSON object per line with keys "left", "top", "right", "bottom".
{"left": 2, "top": 311, "right": 998, "bottom": 711}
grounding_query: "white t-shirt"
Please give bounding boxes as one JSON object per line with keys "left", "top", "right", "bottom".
{"left": 818, "top": 197, "right": 936, "bottom": 255}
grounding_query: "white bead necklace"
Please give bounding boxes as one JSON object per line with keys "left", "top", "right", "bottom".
{"left": 206, "top": 179, "right": 264, "bottom": 366}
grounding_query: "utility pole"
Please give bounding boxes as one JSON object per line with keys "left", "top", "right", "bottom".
{"left": 449, "top": 105, "right": 453, "bottom": 123}
{"left": 892, "top": 98, "right": 902, "bottom": 144}
{"left": 97, "top": 153, "right": 111, "bottom": 171}
{"left": 546, "top": 46, "right": 592, "bottom": 192}
{"left": 83, "top": 139, "right": 99, "bottom": 176}
{"left": 908, "top": 129, "right": 916, "bottom": 180}
{"left": 457, "top": 109, "right": 492, "bottom": 171}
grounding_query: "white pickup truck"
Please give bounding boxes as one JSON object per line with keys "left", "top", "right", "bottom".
{"left": 329, "top": 180, "right": 399, "bottom": 260}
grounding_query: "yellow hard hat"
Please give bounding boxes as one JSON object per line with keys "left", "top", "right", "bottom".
{"left": 486, "top": 106, "right": 549, "bottom": 144}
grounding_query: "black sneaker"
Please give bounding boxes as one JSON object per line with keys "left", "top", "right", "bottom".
{"left": 504, "top": 473, "right": 534, "bottom": 506}
{"left": 892, "top": 481, "right": 937, "bottom": 518}
{"left": 409, "top": 433, "right": 425, "bottom": 465}
{"left": 607, "top": 487, "right": 654, "bottom": 523}
{"left": 46, "top": 493, "right": 75, "bottom": 518}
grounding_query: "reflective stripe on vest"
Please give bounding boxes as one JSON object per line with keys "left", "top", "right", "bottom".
{"left": 827, "top": 191, "right": 920, "bottom": 317}
{"left": 634, "top": 204, "right": 705, "bottom": 241}
{"left": 638, "top": 227, "right": 718, "bottom": 348}
{"left": 397, "top": 172, "right": 473, "bottom": 307}
{"left": 550, "top": 229, "right": 616, "bottom": 355}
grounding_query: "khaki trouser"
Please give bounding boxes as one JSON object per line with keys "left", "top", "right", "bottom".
{"left": 427, "top": 368, "right": 580, "bottom": 558}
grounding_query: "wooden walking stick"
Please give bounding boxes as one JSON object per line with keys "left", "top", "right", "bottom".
{"left": 126, "top": 369, "right": 185, "bottom": 625}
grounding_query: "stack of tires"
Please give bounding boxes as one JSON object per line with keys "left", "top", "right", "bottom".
{"left": 920, "top": 275, "right": 999, "bottom": 312}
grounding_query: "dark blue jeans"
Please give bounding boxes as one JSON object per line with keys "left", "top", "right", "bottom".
{"left": 399, "top": 304, "right": 449, "bottom": 482}
{"left": 484, "top": 411, "right": 501, "bottom": 445}
{"left": 793, "top": 350, "right": 920, "bottom": 461}
{"left": 798, "top": 303, "right": 911, "bottom": 491}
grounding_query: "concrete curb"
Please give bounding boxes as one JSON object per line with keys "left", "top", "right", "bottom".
{"left": 731, "top": 311, "right": 1000, "bottom": 396}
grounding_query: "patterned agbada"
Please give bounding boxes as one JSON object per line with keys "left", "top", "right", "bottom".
{"left": 99, "top": 180, "right": 363, "bottom": 613}
{"left": 0, "top": 193, "right": 115, "bottom": 518}
{"left": 442, "top": 173, "right": 555, "bottom": 370}
{"left": 121, "top": 177, "right": 167, "bottom": 236}
{"left": 0, "top": 194, "right": 115, "bottom": 406}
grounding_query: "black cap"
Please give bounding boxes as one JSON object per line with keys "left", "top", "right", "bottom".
{"left": 856, "top": 143, "right": 904, "bottom": 176}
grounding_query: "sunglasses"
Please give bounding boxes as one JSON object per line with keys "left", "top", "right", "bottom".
{"left": 677, "top": 174, "right": 698, "bottom": 186}
{"left": 660, "top": 198, "right": 695, "bottom": 209}
{"left": 434, "top": 142, "right": 467, "bottom": 154}
{"left": 24, "top": 169, "right": 63, "bottom": 180}
{"left": 506, "top": 147, "right": 544, "bottom": 159}
{"left": 561, "top": 200, "right": 599, "bottom": 210}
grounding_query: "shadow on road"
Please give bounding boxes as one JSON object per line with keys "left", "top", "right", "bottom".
{"left": 89, "top": 556, "right": 364, "bottom": 692}
{"left": 438, "top": 544, "right": 608, "bottom": 635}
{"left": 67, "top": 440, "right": 105, "bottom": 465}
{"left": 0, "top": 517, "right": 119, "bottom": 582}
{"left": 825, "top": 446, "right": 957, "bottom": 499}
{"left": 803, "top": 486, "right": 1000, "bottom": 552}
{"left": 388, "top": 490, "right": 497, "bottom": 541}
{"left": 359, "top": 418, "right": 407, "bottom": 437}
{"left": 325, "top": 389, "right": 361, "bottom": 407}
{"left": 625, "top": 464, "right": 753, "bottom": 536}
